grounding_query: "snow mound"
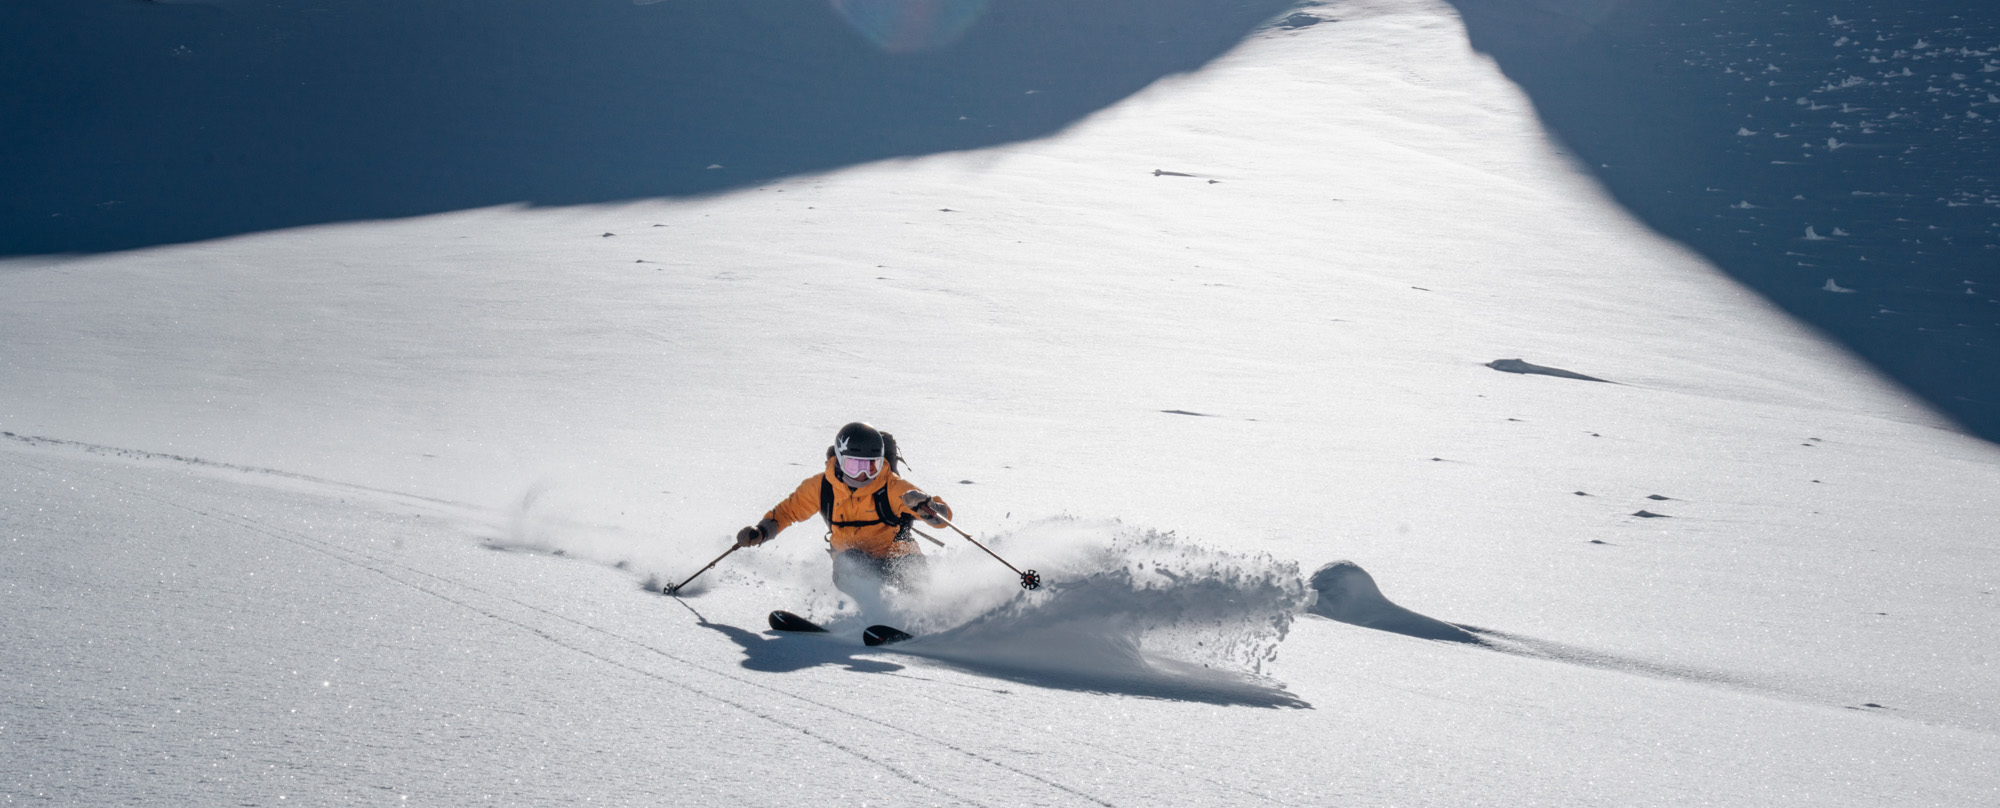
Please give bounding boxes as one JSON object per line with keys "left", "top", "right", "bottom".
{"left": 1307, "top": 561, "right": 1476, "bottom": 642}
{"left": 1485, "top": 358, "right": 1613, "bottom": 383}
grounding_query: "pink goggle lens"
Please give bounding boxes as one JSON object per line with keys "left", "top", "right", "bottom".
{"left": 838, "top": 455, "right": 882, "bottom": 478}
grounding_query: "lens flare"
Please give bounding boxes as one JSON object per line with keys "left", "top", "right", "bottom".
{"left": 829, "top": 0, "right": 990, "bottom": 54}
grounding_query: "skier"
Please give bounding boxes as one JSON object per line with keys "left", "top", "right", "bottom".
{"left": 734, "top": 422, "right": 954, "bottom": 599}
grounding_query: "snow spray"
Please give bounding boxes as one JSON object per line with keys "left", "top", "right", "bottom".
{"left": 871, "top": 518, "right": 1312, "bottom": 692}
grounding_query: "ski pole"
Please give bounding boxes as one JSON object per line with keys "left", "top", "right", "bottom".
{"left": 664, "top": 544, "right": 738, "bottom": 596}
{"left": 907, "top": 526, "right": 948, "bottom": 547}
{"left": 931, "top": 517, "right": 1041, "bottom": 590}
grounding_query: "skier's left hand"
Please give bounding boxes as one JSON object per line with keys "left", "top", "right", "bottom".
{"left": 902, "top": 490, "right": 952, "bottom": 527}
{"left": 920, "top": 500, "right": 952, "bottom": 527}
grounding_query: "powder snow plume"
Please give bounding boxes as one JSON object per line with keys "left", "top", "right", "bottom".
{"left": 876, "top": 518, "right": 1314, "bottom": 706}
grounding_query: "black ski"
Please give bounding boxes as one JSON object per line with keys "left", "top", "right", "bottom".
{"left": 768, "top": 610, "right": 829, "bottom": 633}
{"left": 862, "top": 625, "right": 914, "bottom": 646}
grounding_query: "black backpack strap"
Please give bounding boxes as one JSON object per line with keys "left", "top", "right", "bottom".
{"left": 819, "top": 477, "right": 834, "bottom": 528}
{"left": 818, "top": 477, "right": 914, "bottom": 543}
{"left": 874, "top": 486, "right": 915, "bottom": 543}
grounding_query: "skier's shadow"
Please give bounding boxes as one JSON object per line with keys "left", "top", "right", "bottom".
{"left": 673, "top": 600, "right": 903, "bottom": 675}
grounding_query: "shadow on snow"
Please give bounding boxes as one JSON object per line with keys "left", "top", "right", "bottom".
{"left": 696, "top": 617, "right": 910, "bottom": 676}
{"left": 695, "top": 614, "right": 1311, "bottom": 709}
{"left": 1311, "top": 560, "right": 1752, "bottom": 690}
{"left": 1, "top": 0, "right": 1294, "bottom": 256}
{"left": 1442, "top": 0, "right": 2000, "bottom": 441}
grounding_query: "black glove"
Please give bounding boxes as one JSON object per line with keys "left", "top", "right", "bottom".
{"left": 736, "top": 519, "right": 779, "bottom": 547}
{"left": 901, "top": 491, "right": 952, "bottom": 527}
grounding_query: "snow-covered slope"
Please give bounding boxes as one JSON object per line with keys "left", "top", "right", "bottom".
{"left": 6, "top": 0, "right": 1999, "bottom": 804}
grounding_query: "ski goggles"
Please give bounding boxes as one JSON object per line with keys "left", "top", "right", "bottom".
{"left": 837, "top": 454, "right": 883, "bottom": 479}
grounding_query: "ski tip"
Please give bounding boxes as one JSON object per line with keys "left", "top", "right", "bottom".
{"left": 862, "top": 625, "right": 914, "bottom": 647}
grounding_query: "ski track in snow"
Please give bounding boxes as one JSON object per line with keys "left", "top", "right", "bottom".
{"left": 0, "top": 430, "right": 471, "bottom": 511}
{"left": 1455, "top": 626, "right": 1753, "bottom": 689}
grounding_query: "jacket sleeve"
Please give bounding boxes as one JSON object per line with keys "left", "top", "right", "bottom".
{"left": 762, "top": 474, "right": 825, "bottom": 537}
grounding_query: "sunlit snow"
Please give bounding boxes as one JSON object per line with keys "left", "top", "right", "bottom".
{"left": 4, "top": 0, "right": 1998, "bottom": 805}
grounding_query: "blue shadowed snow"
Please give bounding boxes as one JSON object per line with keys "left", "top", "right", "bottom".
{"left": 0, "top": 0, "right": 1291, "bottom": 257}
{"left": 1446, "top": 0, "right": 2000, "bottom": 440}
{"left": 830, "top": 0, "right": 992, "bottom": 53}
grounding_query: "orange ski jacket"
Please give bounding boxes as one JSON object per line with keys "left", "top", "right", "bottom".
{"left": 762, "top": 458, "right": 945, "bottom": 559}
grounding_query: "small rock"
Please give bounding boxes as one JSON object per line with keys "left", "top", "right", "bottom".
{"left": 1646, "top": 494, "right": 1672, "bottom": 501}
{"left": 1574, "top": 491, "right": 1591, "bottom": 496}
{"left": 1633, "top": 510, "right": 1670, "bottom": 518}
